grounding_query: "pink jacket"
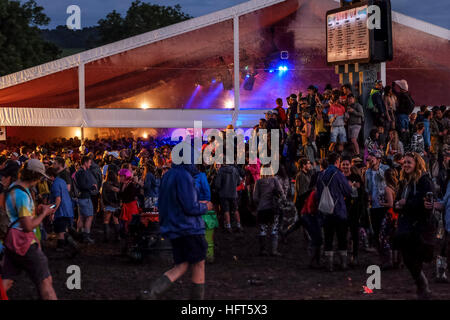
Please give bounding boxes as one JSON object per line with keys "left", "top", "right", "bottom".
{"left": 246, "top": 158, "right": 261, "bottom": 184}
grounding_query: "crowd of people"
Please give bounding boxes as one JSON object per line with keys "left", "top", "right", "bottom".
{"left": 0, "top": 78, "right": 449, "bottom": 300}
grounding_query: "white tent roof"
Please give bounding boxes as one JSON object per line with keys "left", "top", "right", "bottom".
{"left": 0, "top": 0, "right": 448, "bottom": 129}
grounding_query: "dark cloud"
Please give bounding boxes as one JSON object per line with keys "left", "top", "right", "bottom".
{"left": 27, "top": 0, "right": 449, "bottom": 29}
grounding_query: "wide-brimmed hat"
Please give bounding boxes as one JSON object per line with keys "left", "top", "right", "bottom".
{"left": 26, "top": 159, "right": 50, "bottom": 179}
{"left": 394, "top": 80, "right": 408, "bottom": 91}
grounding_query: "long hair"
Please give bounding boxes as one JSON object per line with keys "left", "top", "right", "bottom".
{"left": 388, "top": 130, "right": 400, "bottom": 152}
{"left": 400, "top": 152, "right": 427, "bottom": 184}
{"left": 384, "top": 168, "right": 398, "bottom": 192}
{"left": 106, "top": 170, "right": 118, "bottom": 184}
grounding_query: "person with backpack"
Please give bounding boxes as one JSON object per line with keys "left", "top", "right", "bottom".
{"left": 0, "top": 161, "right": 20, "bottom": 256}
{"left": 315, "top": 153, "right": 353, "bottom": 272}
{"left": 1, "top": 159, "right": 57, "bottom": 300}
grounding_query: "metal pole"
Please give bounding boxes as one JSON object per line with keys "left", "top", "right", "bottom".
{"left": 232, "top": 15, "right": 240, "bottom": 127}
{"left": 78, "top": 63, "right": 86, "bottom": 130}
{"left": 380, "top": 62, "right": 386, "bottom": 86}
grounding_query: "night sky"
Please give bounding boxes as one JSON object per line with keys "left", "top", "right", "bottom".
{"left": 27, "top": 0, "right": 449, "bottom": 30}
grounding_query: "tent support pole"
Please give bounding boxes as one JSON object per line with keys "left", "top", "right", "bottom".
{"left": 232, "top": 15, "right": 240, "bottom": 127}
{"left": 381, "top": 62, "right": 386, "bottom": 86}
{"left": 78, "top": 63, "right": 86, "bottom": 133}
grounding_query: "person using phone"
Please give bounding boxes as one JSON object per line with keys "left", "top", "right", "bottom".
{"left": 1, "top": 159, "right": 57, "bottom": 300}
{"left": 395, "top": 152, "right": 435, "bottom": 299}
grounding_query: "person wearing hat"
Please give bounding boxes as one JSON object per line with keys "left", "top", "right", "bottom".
{"left": 9, "top": 152, "right": 20, "bottom": 166}
{"left": 1, "top": 159, "right": 57, "bottom": 300}
{"left": 365, "top": 150, "right": 390, "bottom": 253}
{"left": 393, "top": 79, "right": 415, "bottom": 143}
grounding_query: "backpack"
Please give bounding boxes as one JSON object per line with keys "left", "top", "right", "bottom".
{"left": 0, "top": 185, "right": 31, "bottom": 242}
{"left": 367, "top": 90, "right": 379, "bottom": 113}
{"left": 318, "top": 171, "right": 338, "bottom": 214}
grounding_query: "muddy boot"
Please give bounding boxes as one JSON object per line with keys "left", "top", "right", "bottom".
{"left": 190, "top": 283, "right": 205, "bottom": 300}
{"left": 435, "top": 256, "right": 448, "bottom": 283}
{"left": 82, "top": 232, "right": 95, "bottom": 244}
{"left": 338, "top": 250, "right": 348, "bottom": 271}
{"left": 416, "top": 271, "right": 432, "bottom": 300}
{"left": 324, "top": 251, "right": 334, "bottom": 272}
{"left": 113, "top": 224, "right": 121, "bottom": 242}
{"left": 308, "top": 246, "right": 322, "bottom": 269}
{"left": 64, "top": 233, "right": 80, "bottom": 255}
{"left": 270, "top": 235, "right": 282, "bottom": 257}
{"left": 138, "top": 275, "right": 173, "bottom": 300}
{"left": 259, "top": 236, "right": 269, "bottom": 256}
{"left": 68, "top": 226, "right": 82, "bottom": 242}
{"left": 103, "top": 224, "right": 110, "bottom": 243}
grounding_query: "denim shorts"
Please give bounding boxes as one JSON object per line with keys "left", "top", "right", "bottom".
{"left": 104, "top": 206, "right": 119, "bottom": 212}
{"left": 78, "top": 198, "right": 94, "bottom": 217}
{"left": 330, "top": 126, "right": 347, "bottom": 143}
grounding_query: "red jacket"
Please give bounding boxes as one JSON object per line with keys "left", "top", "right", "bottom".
{"left": 275, "top": 106, "right": 287, "bottom": 124}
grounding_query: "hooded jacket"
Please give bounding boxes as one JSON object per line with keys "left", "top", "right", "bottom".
{"left": 214, "top": 165, "right": 241, "bottom": 199}
{"left": 158, "top": 161, "right": 207, "bottom": 240}
{"left": 315, "top": 165, "right": 352, "bottom": 219}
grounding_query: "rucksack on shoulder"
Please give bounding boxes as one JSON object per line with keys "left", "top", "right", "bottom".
{"left": 367, "top": 91, "right": 379, "bottom": 113}
{"left": 0, "top": 185, "right": 30, "bottom": 242}
{"left": 318, "top": 171, "right": 338, "bottom": 214}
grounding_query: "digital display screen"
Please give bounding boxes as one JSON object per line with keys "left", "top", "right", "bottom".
{"left": 326, "top": 4, "right": 370, "bottom": 64}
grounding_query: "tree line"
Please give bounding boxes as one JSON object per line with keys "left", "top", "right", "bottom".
{"left": 0, "top": 0, "right": 191, "bottom": 76}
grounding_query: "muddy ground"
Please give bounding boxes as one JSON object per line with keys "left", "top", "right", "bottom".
{"left": 6, "top": 220, "right": 450, "bottom": 300}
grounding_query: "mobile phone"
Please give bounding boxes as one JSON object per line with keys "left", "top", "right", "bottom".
{"left": 426, "top": 192, "right": 434, "bottom": 202}
{"left": 49, "top": 204, "right": 57, "bottom": 209}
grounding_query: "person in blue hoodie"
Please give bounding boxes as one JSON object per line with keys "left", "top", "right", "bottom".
{"left": 140, "top": 143, "right": 212, "bottom": 300}
{"left": 316, "top": 153, "right": 353, "bottom": 272}
{"left": 194, "top": 164, "right": 211, "bottom": 202}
